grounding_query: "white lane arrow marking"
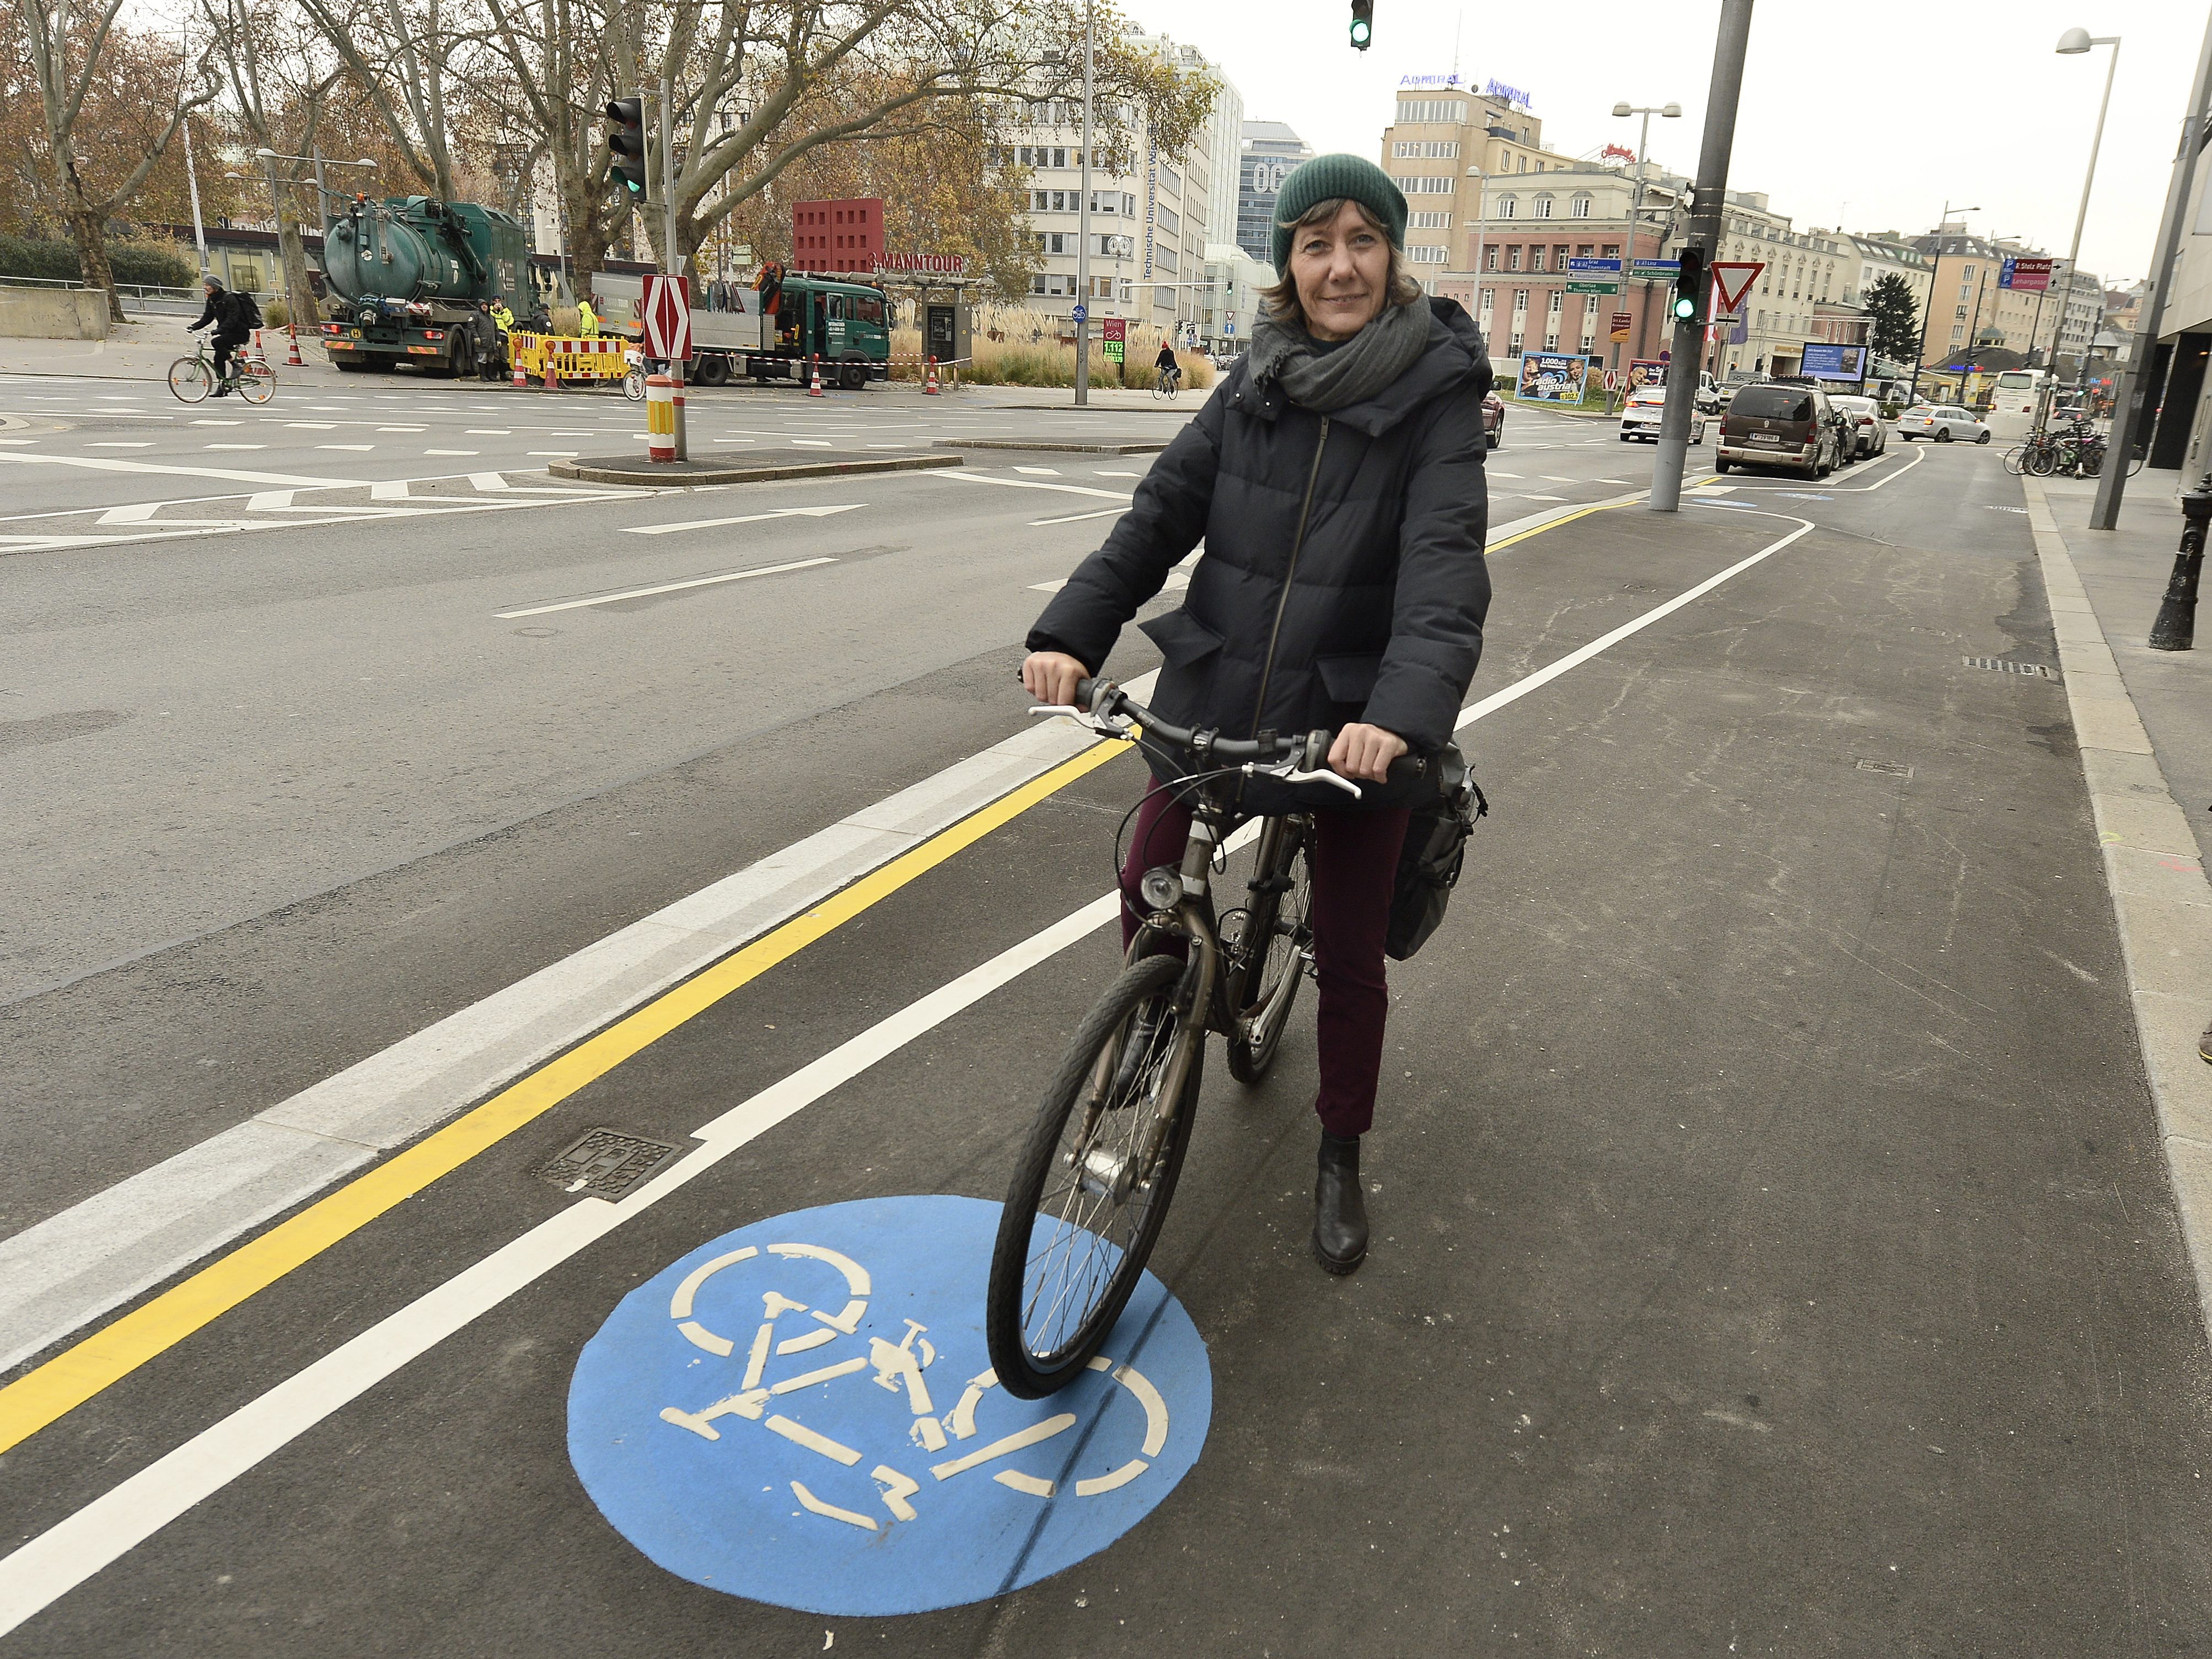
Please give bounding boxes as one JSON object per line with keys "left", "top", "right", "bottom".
{"left": 622, "top": 503, "right": 867, "bottom": 537}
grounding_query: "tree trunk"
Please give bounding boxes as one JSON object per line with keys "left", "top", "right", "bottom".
{"left": 68, "top": 209, "right": 126, "bottom": 324}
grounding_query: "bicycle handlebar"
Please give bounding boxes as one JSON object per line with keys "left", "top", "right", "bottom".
{"left": 1033, "top": 677, "right": 1428, "bottom": 790}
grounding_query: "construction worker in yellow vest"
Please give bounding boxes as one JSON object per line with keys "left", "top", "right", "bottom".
{"left": 489, "top": 298, "right": 514, "bottom": 337}
{"left": 576, "top": 297, "right": 600, "bottom": 339}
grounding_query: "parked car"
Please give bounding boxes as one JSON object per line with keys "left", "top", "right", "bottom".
{"left": 1896, "top": 404, "right": 1991, "bottom": 444}
{"left": 1482, "top": 389, "right": 1505, "bottom": 450}
{"left": 1828, "top": 394, "right": 1888, "bottom": 459}
{"left": 1714, "top": 382, "right": 1841, "bottom": 477}
{"left": 1618, "top": 387, "right": 1706, "bottom": 444}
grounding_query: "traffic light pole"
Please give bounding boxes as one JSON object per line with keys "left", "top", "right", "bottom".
{"left": 659, "top": 74, "right": 688, "bottom": 461}
{"left": 1651, "top": 0, "right": 1753, "bottom": 514}
{"left": 1075, "top": 1, "right": 1093, "bottom": 407}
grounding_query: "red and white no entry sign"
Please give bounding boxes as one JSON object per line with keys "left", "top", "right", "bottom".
{"left": 642, "top": 274, "right": 693, "bottom": 361}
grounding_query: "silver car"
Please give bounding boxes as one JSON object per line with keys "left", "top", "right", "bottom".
{"left": 1897, "top": 404, "right": 1991, "bottom": 444}
{"left": 1618, "top": 387, "right": 1706, "bottom": 444}
{"left": 1829, "top": 393, "right": 1888, "bottom": 459}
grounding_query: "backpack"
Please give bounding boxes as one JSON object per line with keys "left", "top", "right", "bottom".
{"left": 1384, "top": 743, "right": 1486, "bottom": 962}
{"left": 221, "top": 289, "right": 260, "bottom": 331}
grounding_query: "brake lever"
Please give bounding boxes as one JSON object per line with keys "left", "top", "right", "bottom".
{"left": 1286, "top": 765, "right": 1362, "bottom": 801}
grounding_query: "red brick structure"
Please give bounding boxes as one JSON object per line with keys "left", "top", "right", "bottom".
{"left": 791, "top": 198, "right": 884, "bottom": 276}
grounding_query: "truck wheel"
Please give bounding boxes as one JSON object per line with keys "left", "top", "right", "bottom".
{"left": 448, "top": 334, "right": 476, "bottom": 380}
{"left": 840, "top": 358, "right": 867, "bottom": 391}
{"left": 694, "top": 354, "right": 730, "bottom": 388}
{"left": 334, "top": 357, "right": 370, "bottom": 373}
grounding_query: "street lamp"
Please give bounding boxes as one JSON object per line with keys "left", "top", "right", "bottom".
{"left": 2039, "top": 28, "right": 2121, "bottom": 431}
{"left": 1613, "top": 102, "right": 1681, "bottom": 364}
{"left": 1910, "top": 200, "right": 1978, "bottom": 405}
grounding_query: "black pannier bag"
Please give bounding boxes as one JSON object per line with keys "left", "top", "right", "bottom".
{"left": 1384, "top": 742, "right": 1485, "bottom": 962}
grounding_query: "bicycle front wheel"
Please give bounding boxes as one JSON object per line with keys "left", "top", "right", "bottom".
{"left": 235, "top": 363, "right": 275, "bottom": 405}
{"left": 1225, "top": 816, "right": 1313, "bottom": 1084}
{"left": 623, "top": 367, "right": 645, "bottom": 401}
{"left": 2025, "top": 445, "right": 2058, "bottom": 477}
{"left": 987, "top": 952, "right": 1200, "bottom": 1398}
{"left": 168, "top": 356, "right": 211, "bottom": 404}
{"left": 2002, "top": 445, "right": 2027, "bottom": 477}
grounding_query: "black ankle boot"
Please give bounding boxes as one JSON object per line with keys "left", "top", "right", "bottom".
{"left": 1312, "top": 1131, "right": 1368, "bottom": 1274}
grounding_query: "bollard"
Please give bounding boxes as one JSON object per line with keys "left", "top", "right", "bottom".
{"left": 924, "top": 355, "right": 939, "bottom": 395}
{"left": 646, "top": 373, "right": 676, "bottom": 462}
{"left": 808, "top": 354, "right": 825, "bottom": 397}
{"left": 285, "top": 324, "right": 303, "bottom": 368}
{"left": 2150, "top": 475, "right": 2212, "bottom": 651}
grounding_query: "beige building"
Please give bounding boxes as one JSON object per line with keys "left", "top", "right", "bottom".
{"left": 1381, "top": 81, "right": 1579, "bottom": 291}
{"left": 1709, "top": 195, "right": 1857, "bottom": 379}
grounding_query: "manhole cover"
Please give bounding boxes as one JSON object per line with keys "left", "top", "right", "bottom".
{"left": 1963, "top": 656, "right": 2058, "bottom": 679}
{"left": 1856, "top": 759, "right": 1914, "bottom": 777}
{"left": 538, "top": 1128, "right": 682, "bottom": 1198}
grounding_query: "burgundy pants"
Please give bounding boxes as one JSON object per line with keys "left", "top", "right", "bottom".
{"left": 1120, "top": 780, "right": 1411, "bottom": 1137}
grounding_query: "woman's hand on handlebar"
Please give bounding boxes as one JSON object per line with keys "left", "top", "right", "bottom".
{"left": 1328, "top": 722, "right": 1408, "bottom": 783}
{"left": 1022, "top": 651, "right": 1089, "bottom": 707}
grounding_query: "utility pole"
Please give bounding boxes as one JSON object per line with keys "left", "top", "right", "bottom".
{"left": 2092, "top": 5, "right": 2212, "bottom": 530}
{"left": 1651, "top": 0, "right": 1753, "bottom": 513}
{"left": 1076, "top": 2, "right": 1094, "bottom": 406}
{"left": 659, "top": 72, "right": 687, "bottom": 460}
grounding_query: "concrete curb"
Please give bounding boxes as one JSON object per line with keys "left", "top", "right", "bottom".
{"left": 936, "top": 439, "right": 1167, "bottom": 455}
{"left": 548, "top": 453, "right": 962, "bottom": 487}
{"left": 2023, "top": 474, "right": 2212, "bottom": 1337}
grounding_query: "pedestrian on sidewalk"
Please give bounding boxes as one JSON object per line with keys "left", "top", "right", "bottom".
{"left": 1021, "top": 153, "right": 1493, "bottom": 1275}
{"left": 185, "top": 278, "right": 257, "bottom": 396}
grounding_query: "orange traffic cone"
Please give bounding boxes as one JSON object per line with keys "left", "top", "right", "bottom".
{"left": 924, "top": 355, "right": 939, "bottom": 395}
{"left": 286, "top": 324, "right": 303, "bottom": 368}
{"left": 511, "top": 347, "right": 527, "bottom": 388}
{"left": 808, "top": 355, "right": 825, "bottom": 397}
{"left": 543, "top": 351, "right": 559, "bottom": 392}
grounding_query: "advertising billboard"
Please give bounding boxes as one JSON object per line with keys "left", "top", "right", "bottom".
{"left": 1626, "top": 358, "right": 1667, "bottom": 392}
{"left": 1800, "top": 342, "right": 1869, "bottom": 383}
{"left": 1517, "top": 351, "right": 1592, "bottom": 404}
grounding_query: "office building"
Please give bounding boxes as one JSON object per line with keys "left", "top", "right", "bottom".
{"left": 1238, "top": 120, "right": 1313, "bottom": 267}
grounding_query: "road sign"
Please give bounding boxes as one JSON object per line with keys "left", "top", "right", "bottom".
{"left": 1566, "top": 256, "right": 1622, "bottom": 276}
{"left": 1710, "top": 261, "right": 1763, "bottom": 314}
{"left": 1224, "top": 321, "right": 1236, "bottom": 336}
{"left": 1071, "top": 304, "right": 1087, "bottom": 323}
{"left": 569, "top": 1196, "right": 1212, "bottom": 1615}
{"left": 1630, "top": 258, "right": 1682, "bottom": 275}
{"left": 1102, "top": 316, "right": 1126, "bottom": 363}
{"left": 1603, "top": 368, "right": 1620, "bottom": 392}
{"left": 1567, "top": 280, "right": 1621, "bottom": 296}
{"left": 2000, "top": 256, "right": 2053, "bottom": 293}
{"left": 641, "top": 273, "right": 692, "bottom": 361}
{"left": 1610, "top": 310, "right": 1633, "bottom": 342}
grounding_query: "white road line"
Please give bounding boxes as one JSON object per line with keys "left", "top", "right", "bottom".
{"left": 934, "top": 471, "right": 1132, "bottom": 501}
{"left": 620, "top": 503, "right": 865, "bottom": 538}
{"left": 1029, "top": 507, "right": 1124, "bottom": 527}
{"left": 493, "top": 557, "right": 839, "bottom": 619}
{"left": 0, "top": 513, "right": 1822, "bottom": 1635}
{"left": 0, "top": 453, "right": 355, "bottom": 487}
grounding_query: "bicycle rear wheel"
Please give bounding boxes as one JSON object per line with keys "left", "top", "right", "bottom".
{"left": 235, "top": 363, "right": 275, "bottom": 405}
{"left": 987, "top": 952, "right": 1200, "bottom": 1398}
{"left": 167, "top": 356, "right": 210, "bottom": 404}
{"left": 1225, "top": 815, "right": 1313, "bottom": 1084}
{"left": 2025, "top": 444, "right": 2058, "bottom": 477}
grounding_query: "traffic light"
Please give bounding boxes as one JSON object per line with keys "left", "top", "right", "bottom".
{"left": 1349, "top": 0, "right": 1373, "bottom": 50}
{"left": 1672, "top": 246, "right": 1706, "bottom": 323}
{"left": 605, "top": 97, "right": 648, "bottom": 201}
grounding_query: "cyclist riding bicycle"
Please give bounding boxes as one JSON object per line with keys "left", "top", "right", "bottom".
{"left": 1022, "top": 154, "right": 1492, "bottom": 1275}
{"left": 185, "top": 277, "right": 260, "bottom": 398}
{"left": 1155, "top": 340, "right": 1181, "bottom": 394}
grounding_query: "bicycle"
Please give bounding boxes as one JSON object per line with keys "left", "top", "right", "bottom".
{"left": 168, "top": 335, "right": 273, "bottom": 405}
{"left": 985, "top": 678, "right": 1423, "bottom": 1398}
{"left": 1152, "top": 368, "right": 1182, "bottom": 401}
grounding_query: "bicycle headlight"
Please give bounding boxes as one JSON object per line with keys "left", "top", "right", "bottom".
{"left": 1139, "top": 866, "right": 1184, "bottom": 911}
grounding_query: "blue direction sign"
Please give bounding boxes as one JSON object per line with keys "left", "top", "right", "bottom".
{"left": 1629, "top": 258, "right": 1681, "bottom": 275}
{"left": 1071, "top": 304, "right": 1088, "bottom": 324}
{"left": 1566, "top": 256, "right": 1622, "bottom": 276}
{"left": 568, "top": 1196, "right": 1212, "bottom": 1615}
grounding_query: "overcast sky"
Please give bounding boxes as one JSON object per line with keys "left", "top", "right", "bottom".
{"left": 1118, "top": 0, "right": 2204, "bottom": 284}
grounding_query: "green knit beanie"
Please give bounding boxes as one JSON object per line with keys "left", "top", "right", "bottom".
{"left": 1271, "top": 153, "right": 1408, "bottom": 275}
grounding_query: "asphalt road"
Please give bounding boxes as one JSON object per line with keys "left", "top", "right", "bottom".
{"left": 9, "top": 375, "right": 2197, "bottom": 1656}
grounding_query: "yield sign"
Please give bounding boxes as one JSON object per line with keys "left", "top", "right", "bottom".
{"left": 642, "top": 273, "right": 693, "bottom": 361}
{"left": 1710, "top": 261, "right": 1764, "bottom": 314}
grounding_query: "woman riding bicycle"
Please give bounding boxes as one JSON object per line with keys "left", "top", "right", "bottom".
{"left": 1155, "top": 340, "right": 1182, "bottom": 395}
{"left": 1022, "top": 154, "right": 1492, "bottom": 1274}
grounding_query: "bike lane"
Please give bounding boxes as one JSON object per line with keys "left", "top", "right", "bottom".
{"left": 6, "top": 477, "right": 2211, "bottom": 1655}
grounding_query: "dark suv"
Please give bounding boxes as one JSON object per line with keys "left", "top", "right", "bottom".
{"left": 1715, "top": 382, "right": 1840, "bottom": 478}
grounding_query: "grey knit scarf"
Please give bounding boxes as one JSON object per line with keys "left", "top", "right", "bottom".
{"left": 1247, "top": 297, "right": 1430, "bottom": 413}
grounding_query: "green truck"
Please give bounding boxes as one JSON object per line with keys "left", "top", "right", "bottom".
{"left": 590, "top": 269, "right": 892, "bottom": 388}
{"left": 319, "top": 196, "right": 531, "bottom": 377}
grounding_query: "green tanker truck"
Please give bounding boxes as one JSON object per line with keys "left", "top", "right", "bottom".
{"left": 318, "top": 196, "right": 533, "bottom": 377}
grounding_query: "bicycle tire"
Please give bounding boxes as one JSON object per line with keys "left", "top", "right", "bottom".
{"left": 2026, "top": 445, "right": 2057, "bottom": 477}
{"left": 235, "top": 363, "right": 275, "bottom": 405}
{"left": 623, "top": 367, "right": 646, "bottom": 401}
{"left": 987, "top": 953, "right": 1200, "bottom": 1398}
{"left": 2002, "top": 445, "right": 2027, "bottom": 476}
{"left": 167, "top": 356, "right": 210, "bottom": 404}
{"left": 1226, "top": 817, "right": 1312, "bottom": 1084}
{"left": 2078, "top": 448, "right": 2104, "bottom": 479}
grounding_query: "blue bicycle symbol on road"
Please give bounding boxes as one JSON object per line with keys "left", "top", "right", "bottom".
{"left": 568, "top": 1196, "right": 1211, "bottom": 1615}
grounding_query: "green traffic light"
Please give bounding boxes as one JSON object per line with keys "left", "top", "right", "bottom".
{"left": 1673, "top": 297, "right": 1696, "bottom": 320}
{"left": 1350, "top": 20, "right": 1370, "bottom": 42}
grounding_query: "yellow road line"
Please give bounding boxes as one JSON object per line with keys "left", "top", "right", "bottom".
{"left": 1488, "top": 498, "right": 1630, "bottom": 554}
{"left": 0, "top": 737, "right": 1129, "bottom": 1456}
{"left": 0, "top": 490, "right": 1615, "bottom": 1455}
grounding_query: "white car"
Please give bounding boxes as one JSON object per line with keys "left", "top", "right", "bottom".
{"left": 1618, "top": 388, "right": 1706, "bottom": 444}
{"left": 1897, "top": 404, "right": 1991, "bottom": 444}
{"left": 1828, "top": 393, "right": 1888, "bottom": 458}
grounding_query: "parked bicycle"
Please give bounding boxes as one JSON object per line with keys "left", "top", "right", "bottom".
{"left": 984, "top": 678, "right": 1425, "bottom": 1398}
{"left": 167, "top": 336, "right": 273, "bottom": 405}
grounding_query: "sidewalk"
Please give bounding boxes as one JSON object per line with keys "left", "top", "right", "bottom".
{"left": 2025, "top": 466, "right": 2212, "bottom": 1336}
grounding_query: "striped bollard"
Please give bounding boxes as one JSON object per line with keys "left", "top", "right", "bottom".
{"left": 646, "top": 373, "right": 676, "bottom": 462}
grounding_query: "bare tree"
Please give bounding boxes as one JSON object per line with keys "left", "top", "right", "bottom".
{"left": 293, "top": 0, "right": 471, "bottom": 199}
{"left": 15, "top": 0, "right": 221, "bottom": 319}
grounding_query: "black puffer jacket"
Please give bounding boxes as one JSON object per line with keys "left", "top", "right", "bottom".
{"left": 1029, "top": 297, "right": 1492, "bottom": 785}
